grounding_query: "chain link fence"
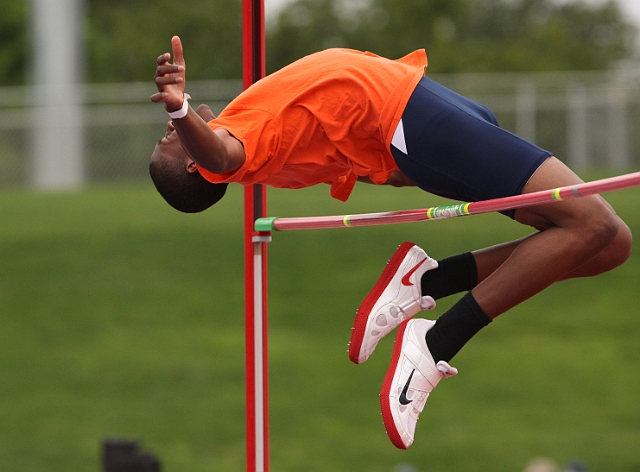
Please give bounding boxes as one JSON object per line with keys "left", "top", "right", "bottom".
{"left": 0, "top": 80, "right": 242, "bottom": 188}
{"left": 1, "top": 67, "right": 639, "bottom": 190}
{"left": 435, "top": 66, "right": 640, "bottom": 170}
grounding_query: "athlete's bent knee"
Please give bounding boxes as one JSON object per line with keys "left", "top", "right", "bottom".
{"left": 606, "top": 217, "right": 633, "bottom": 269}
{"left": 563, "top": 201, "right": 620, "bottom": 264}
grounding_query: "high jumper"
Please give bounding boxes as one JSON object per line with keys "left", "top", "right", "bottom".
{"left": 150, "top": 36, "right": 632, "bottom": 449}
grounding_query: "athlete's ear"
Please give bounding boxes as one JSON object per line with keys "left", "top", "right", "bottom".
{"left": 186, "top": 160, "right": 199, "bottom": 174}
{"left": 195, "top": 104, "right": 216, "bottom": 122}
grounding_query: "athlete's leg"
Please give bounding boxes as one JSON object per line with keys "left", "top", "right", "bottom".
{"left": 374, "top": 77, "right": 632, "bottom": 449}
{"left": 414, "top": 167, "right": 631, "bottom": 305}
{"left": 471, "top": 156, "right": 632, "bottom": 318}
{"left": 420, "top": 156, "right": 632, "bottom": 368}
{"left": 375, "top": 162, "right": 633, "bottom": 448}
{"left": 472, "top": 211, "right": 631, "bottom": 284}
{"left": 420, "top": 217, "right": 629, "bottom": 304}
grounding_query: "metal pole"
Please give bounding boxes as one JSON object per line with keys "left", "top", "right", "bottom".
{"left": 567, "top": 84, "right": 589, "bottom": 169}
{"left": 515, "top": 81, "right": 536, "bottom": 143}
{"left": 243, "top": 0, "right": 269, "bottom": 470}
{"left": 31, "top": 0, "right": 84, "bottom": 189}
{"left": 607, "top": 82, "right": 629, "bottom": 169}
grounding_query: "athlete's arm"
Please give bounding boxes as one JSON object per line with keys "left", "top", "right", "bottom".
{"left": 151, "top": 36, "right": 245, "bottom": 174}
{"left": 171, "top": 105, "right": 245, "bottom": 174}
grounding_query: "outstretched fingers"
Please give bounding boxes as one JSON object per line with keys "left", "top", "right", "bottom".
{"left": 154, "top": 64, "right": 184, "bottom": 85}
{"left": 151, "top": 37, "right": 187, "bottom": 109}
{"left": 154, "top": 51, "right": 184, "bottom": 83}
{"left": 151, "top": 64, "right": 184, "bottom": 104}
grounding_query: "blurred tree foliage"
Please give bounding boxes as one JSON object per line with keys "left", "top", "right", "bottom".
{"left": 266, "top": 0, "right": 638, "bottom": 74}
{"left": 0, "top": 0, "right": 636, "bottom": 85}
{"left": 88, "top": 0, "right": 242, "bottom": 82}
{"left": 0, "top": 0, "right": 28, "bottom": 85}
{"left": 0, "top": 0, "right": 242, "bottom": 85}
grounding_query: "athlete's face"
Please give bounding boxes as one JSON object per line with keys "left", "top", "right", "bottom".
{"left": 151, "top": 104, "right": 216, "bottom": 174}
{"left": 151, "top": 120, "right": 196, "bottom": 172}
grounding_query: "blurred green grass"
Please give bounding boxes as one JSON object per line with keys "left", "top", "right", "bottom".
{"left": 0, "top": 174, "right": 639, "bottom": 471}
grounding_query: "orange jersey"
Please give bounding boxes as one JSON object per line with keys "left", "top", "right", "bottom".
{"left": 198, "top": 48, "right": 427, "bottom": 201}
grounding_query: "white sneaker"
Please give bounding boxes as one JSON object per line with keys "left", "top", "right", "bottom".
{"left": 348, "top": 242, "right": 438, "bottom": 364}
{"left": 380, "top": 318, "right": 458, "bottom": 449}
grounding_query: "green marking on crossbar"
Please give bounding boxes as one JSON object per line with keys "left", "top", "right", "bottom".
{"left": 254, "top": 217, "right": 278, "bottom": 232}
{"left": 426, "top": 203, "right": 470, "bottom": 219}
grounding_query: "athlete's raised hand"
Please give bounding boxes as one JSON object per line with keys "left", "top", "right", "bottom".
{"left": 151, "top": 36, "right": 186, "bottom": 112}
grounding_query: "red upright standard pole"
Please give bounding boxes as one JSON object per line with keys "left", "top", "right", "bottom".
{"left": 242, "top": 0, "right": 269, "bottom": 470}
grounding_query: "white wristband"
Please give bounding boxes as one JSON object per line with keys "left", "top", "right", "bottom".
{"left": 168, "top": 93, "right": 191, "bottom": 120}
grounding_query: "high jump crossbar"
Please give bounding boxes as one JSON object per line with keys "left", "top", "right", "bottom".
{"left": 254, "top": 171, "right": 640, "bottom": 232}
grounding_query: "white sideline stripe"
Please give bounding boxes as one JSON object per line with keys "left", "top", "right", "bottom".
{"left": 391, "top": 119, "right": 407, "bottom": 154}
{"left": 254, "top": 244, "right": 265, "bottom": 472}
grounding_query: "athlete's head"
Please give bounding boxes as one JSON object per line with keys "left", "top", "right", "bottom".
{"left": 149, "top": 104, "right": 228, "bottom": 213}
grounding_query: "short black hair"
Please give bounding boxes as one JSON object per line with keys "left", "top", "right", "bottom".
{"left": 149, "top": 153, "right": 228, "bottom": 213}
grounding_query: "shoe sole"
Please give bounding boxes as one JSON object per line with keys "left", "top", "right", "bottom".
{"left": 348, "top": 242, "right": 416, "bottom": 364}
{"left": 380, "top": 318, "right": 411, "bottom": 449}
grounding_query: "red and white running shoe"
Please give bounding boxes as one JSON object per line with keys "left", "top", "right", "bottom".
{"left": 348, "top": 242, "right": 438, "bottom": 364}
{"left": 380, "top": 318, "right": 458, "bottom": 449}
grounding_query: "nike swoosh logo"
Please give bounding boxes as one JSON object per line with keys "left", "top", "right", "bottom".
{"left": 399, "top": 369, "right": 415, "bottom": 405}
{"left": 401, "top": 258, "right": 427, "bottom": 286}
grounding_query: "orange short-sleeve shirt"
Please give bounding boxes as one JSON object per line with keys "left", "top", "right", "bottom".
{"left": 198, "top": 48, "right": 427, "bottom": 201}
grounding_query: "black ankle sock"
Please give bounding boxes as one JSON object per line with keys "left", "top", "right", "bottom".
{"left": 425, "top": 291, "right": 492, "bottom": 363}
{"left": 421, "top": 252, "right": 478, "bottom": 300}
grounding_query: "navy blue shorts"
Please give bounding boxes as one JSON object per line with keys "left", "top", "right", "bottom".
{"left": 391, "top": 77, "right": 552, "bottom": 218}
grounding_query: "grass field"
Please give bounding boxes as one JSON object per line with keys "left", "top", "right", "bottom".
{"left": 1, "top": 174, "right": 639, "bottom": 472}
